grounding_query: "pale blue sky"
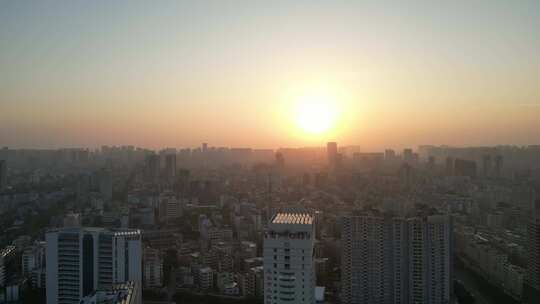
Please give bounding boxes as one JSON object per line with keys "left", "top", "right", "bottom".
{"left": 1, "top": 0, "right": 539, "bottom": 149}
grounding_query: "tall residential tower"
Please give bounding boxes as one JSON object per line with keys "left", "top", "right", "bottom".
{"left": 341, "top": 211, "right": 452, "bottom": 304}
{"left": 525, "top": 202, "right": 540, "bottom": 302}
{"left": 46, "top": 227, "right": 142, "bottom": 304}
{"left": 0, "top": 160, "right": 6, "bottom": 190}
{"left": 264, "top": 211, "right": 316, "bottom": 304}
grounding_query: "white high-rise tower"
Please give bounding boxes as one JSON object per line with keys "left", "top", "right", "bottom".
{"left": 264, "top": 211, "right": 315, "bottom": 304}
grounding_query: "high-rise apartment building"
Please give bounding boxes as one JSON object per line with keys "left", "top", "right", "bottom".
{"left": 341, "top": 215, "right": 409, "bottom": 304}
{"left": 408, "top": 215, "right": 452, "bottom": 304}
{"left": 482, "top": 155, "right": 493, "bottom": 177}
{"left": 197, "top": 266, "right": 213, "bottom": 290}
{"left": 22, "top": 241, "right": 46, "bottom": 276}
{"left": 264, "top": 211, "right": 315, "bottom": 304}
{"left": 327, "top": 142, "right": 338, "bottom": 169}
{"left": 158, "top": 192, "right": 182, "bottom": 223}
{"left": 0, "top": 246, "right": 15, "bottom": 287}
{"left": 145, "top": 154, "right": 160, "bottom": 182}
{"left": 275, "top": 152, "right": 285, "bottom": 169}
{"left": 99, "top": 169, "right": 113, "bottom": 202}
{"left": 494, "top": 155, "right": 504, "bottom": 177}
{"left": 21, "top": 241, "right": 47, "bottom": 289}
{"left": 46, "top": 227, "right": 142, "bottom": 304}
{"left": 453, "top": 159, "right": 477, "bottom": 178}
{"left": 445, "top": 157, "right": 454, "bottom": 176}
{"left": 0, "top": 160, "right": 6, "bottom": 190}
{"left": 341, "top": 211, "right": 452, "bottom": 304}
{"left": 385, "top": 149, "right": 397, "bottom": 162}
{"left": 165, "top": 154, "right": 176, "bottom": 180}
{"left": 525, "top": 206, "right": 540, "bottom": 302}
{"left": 427, "top": 156, "right": 436, "bottom": 171}
{"left": 143, "top": 247, "right": 162, "bottom": 288}
{"left": 403, "top": 149, "right": 414, "bottom": 163}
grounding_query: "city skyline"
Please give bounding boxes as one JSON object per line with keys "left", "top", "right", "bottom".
{"left": 2, "top": 0, "right": 540, "bottom": 150}
{"left": 2, "top": 1, "right": 540, "bottom": 304}
{"left": 1, "top": 125, "right": 540, "bottom": 303}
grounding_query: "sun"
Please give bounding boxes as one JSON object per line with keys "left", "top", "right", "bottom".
{"left": 295, "top": 92, "right": 340, "bottom": 135}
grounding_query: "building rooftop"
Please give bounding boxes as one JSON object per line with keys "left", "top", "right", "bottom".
{"left": 46, "top": 227, "right": 140, "bottom": 236}
{"left": 271, "top": 212, "right": 313, "bottom": 225}
{"left": 80, "top": 282, "right": 138, "bottom": 304}
{"left": 0, "top": 245, "right": 15, "bottom": 258}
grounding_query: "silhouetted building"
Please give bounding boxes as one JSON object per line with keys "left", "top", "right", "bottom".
{"left": 275, "top": 152, "right": 285, "bottom": 169}
{"left": 335, "top": 152, "right": 343, "bottom": 170}
{"left": 384, "top": 149, "right": 395, "bottom": 160}
{"left": 143, "top": 247, "right": 162, "bottom": 289}
{"left": 403, "top": 148, "right": 414, "bottom": 164}
{"left": 145, "top": 154, "right": 160, "bottom": 182}
{"left": 354, "top": 153, "right": 384, "bottom": 171}
{"left": 0, "top": 160, "right": 6, "bottom": 190}
{"left": 158, "top": 192, "right": 182, "bottom": 223}
{"left": 525, "top": 203, "right": 540, "bottom": 302}
{"left": 427, "top": 156, "right": 436, "bottom": 171}
{"left": 454, "top": 159, "right": 477, "bottom": 178}
{"left": 165, "top": 154, "right": 176, "bottom": 180}
{"left": 314, "top": 172, "right": 328, "bottom": 188}
{"left": 76, "top": 174, "right": 92, "bottom": 204}
{"left": 99, "top": 169, "right": 113, "bottom": 203}
{"left": 303, "top": 172, "right": 311, "bottom": 186}
{"left": 327, "top": 142, "right": 338, "bottom": 169}
{"left": 482, "top": 155, "right": 493, "bottom": 177}
{"left": 399, "top": 163, "right": 414, "bottom": 187}
{"left": 445, "top": 157, "right": 454, "bottom": 176}
{"left": 495, "top": 155, "right": 504, "bottom": 177}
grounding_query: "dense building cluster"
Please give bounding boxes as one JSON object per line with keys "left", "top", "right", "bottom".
{"left": 0, "top": 143, "right": 540, "bottom": 303}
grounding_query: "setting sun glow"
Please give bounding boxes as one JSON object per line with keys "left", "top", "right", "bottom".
{"left": 295, "top": 93, "right": 340, "bottom": 135}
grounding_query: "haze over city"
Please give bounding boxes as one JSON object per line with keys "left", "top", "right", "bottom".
{"left": 3, "top": 2, "right": 540, "bottom": 304}
{"left": 1, "top": 0, "right": 540, "bottom": 150}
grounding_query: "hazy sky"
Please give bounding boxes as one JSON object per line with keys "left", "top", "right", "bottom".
{"left": 1, "top": 0, "right": 539, "bottom": 150}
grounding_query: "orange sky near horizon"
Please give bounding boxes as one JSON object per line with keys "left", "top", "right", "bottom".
{"left": 1, "top": 1, "right": 539, "bottom": 150}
